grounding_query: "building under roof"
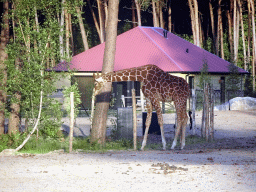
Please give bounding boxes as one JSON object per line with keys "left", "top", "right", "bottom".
{"left": 53, "top": 26, "right": 248, "bottom": 109}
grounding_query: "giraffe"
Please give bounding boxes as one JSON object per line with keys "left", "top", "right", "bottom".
{"left": 93, "top": 64, "right": 191, "bottom": 150}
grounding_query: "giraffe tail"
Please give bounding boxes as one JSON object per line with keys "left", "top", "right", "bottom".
{"left": 188, "top": 111, "right": 192, "bottom": 130}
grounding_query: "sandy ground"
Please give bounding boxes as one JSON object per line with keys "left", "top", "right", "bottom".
{"left": 0, "top": 110, "right": 256, "bottom": 192}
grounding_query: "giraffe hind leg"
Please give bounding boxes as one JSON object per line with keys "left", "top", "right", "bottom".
{"left": 171, "top": 104, "right": 188, "bottom": 150}
{"left": 171, "top": 115, "right": 182, "bottom": 150}
{"left": 180, "top": 111, "right": 188, "bottom": 149}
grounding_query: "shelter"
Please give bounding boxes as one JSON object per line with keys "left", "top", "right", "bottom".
{"left": 54, "top": 26, "right": 248, "bottom": 109}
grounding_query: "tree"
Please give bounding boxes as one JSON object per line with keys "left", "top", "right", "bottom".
{"left": 238, "top": 0, "right": 247, "bottom": 67}
{"left": 97, "top": 0, "right": 106, "bottom": 43}
{"left": 0, "top": 0, "right": 9, "bottom": 135}
{"left": 198, "top": 59, "right": 211, "bottom": 89}
{"left": 167, "top": 0, "right": 172, "bottom": 32}
{"left": 152, "top": 0, "right": 159, "bottom": 27}
{"left": 209, "top": 0, "right": 215, "bottom": 53}
{"left": 75, "top": 1, "right": 89, "bottom": 51}
{"left": 226, "top": 63, "right": 240, "bottom": 89}
{"left": 188, "top": 0, "right": 201, "bottom": 47}
{"left": 216, "top": 0, "right": 224, "bottom": 59}
{"left": 4, "top": 0, "right": 71, "bottom": 149}
{"left": 91, "top": 0, "right": 119, "bottom": 145}
{"left": 249, "top": 0, "right": 256, "bottom": 91}
{"left": 233, "top": 0, "right": 239, "bottom": 63}
{"left": 134, "top": 0, "right": 142, "bottom": 26}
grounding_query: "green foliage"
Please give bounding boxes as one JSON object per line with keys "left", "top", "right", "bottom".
{"left": 63, "top": 82, "right": 82, "bottom": 118}
{"left": 178, "top": 34, "right": 194, "bottom": 44}
{"left": 4, "top": 0, "right": 72, "bottom": 142}
{"left": 244, "top": 75, "right": 256, "bottom": 97}
{"left": 203, "top": 37, "right": 214, "bottom": 53}
{"left": 198, "top": 59, "right": 211, "bottom": 89}
{"left": 0, "top": 132, "right": 27, "bottom": 152}
{"left": 226, "top": 63, "right": 240, "bottom": 92}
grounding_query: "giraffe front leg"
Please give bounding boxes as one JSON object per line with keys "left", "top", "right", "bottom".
{"left": 171, "top": 124, "right": 180, "bottom": 150}
{"left": 171, "top": 113, "right": 182, "bottom": 150}
{"left": 141, "top": 100, "right": 152, "bottom": 150}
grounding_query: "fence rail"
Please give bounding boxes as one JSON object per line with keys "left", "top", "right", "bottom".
{"left": 195, "top": 89, "right": 244, "bottom": 111}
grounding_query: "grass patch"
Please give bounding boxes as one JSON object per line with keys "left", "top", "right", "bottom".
{"left": 0, "top": 133, "right": 135, "bottom": 154}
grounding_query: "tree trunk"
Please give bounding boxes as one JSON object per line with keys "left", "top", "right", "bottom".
{"left": 76, "top": 6, "right": 89, "bottom": 51}
{"left": 132, "top": 1, "right": 136, "bottom": 27}
{"left": 104, "top": 0, "right": 108, "bottom": 28}
{"left": 87, "top": 0, "right": 101, "bottom": 42}
{"left": 249, "top": 0, "right": 256, "bottom": 91}
{"left": 159, "top": 1, "right": 164, "bottom": 28}
{"left": 91, "top": 0, "right": 119, "bottom": 145}
{"left": 69, "top": 13, "right": 74, "bottom": 55}
{"left": 188, "top": 0, "right": 196, "bottom": 44}
{"left": 233, "top": 0, "right": 239, "bottom": 63}
{"left": 247, "top": 0, "right": 251, "bottom": 70}
{"left": 209, "top": 0, "right": 216, "bottom": 53}
{"left": 168, "top": 2, "right": 172, "bottom": 32}
{"left": 193, "top": 0, "right": 200, "bottom": 47}
{"left": 227, "top": 10, "right": 234, "bottom": 61}
{"left": 216, "top": 0, "right": 221, "bottom": 56}
{"left": 97, "top": 0, "right": 106, "bottom": 43}
{"left": 0, "top": 0, "right": 9, "bottom": 135}
{"left": 238, "top": 0, "right": 246, "bottom": 68}
{"left": 59, "top": 0, "right": 65, "bottom": 60}
{"left": 218, "top": 0, "right": 224, "bottom": 59}
{"left": 134, "top": 0, "right": 141, "bottom": 26}
{"left": 188, "top": 0, "right": 200, "bottom": 47}
{"left": 65, "top": 7, "right": 70, "bottom": 58}
{"left": 8, "top": 91, "right": 21, "bottom": 135}
{"left": 152, "top": 0, "right": 159, "bottom": 27}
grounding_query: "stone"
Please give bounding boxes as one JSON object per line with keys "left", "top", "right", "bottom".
{"left": 229, "top": 97, "right": 256, "bottom": 110}
{"left": 214, "top": 97, "right": 256, "bottom": 111}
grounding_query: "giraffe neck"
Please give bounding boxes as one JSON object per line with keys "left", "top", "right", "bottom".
{"left": 102, "top": 67, "right": 145, "bottom": 83}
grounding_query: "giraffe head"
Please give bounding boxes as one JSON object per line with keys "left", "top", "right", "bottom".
{"left": 93, "top": 73, "right": 107, "bottom": 96}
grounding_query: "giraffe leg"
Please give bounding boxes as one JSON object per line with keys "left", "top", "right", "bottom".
{"left": 171, "top": 102, "right": 188, "bottom": 150}
{"left": 152, "top": 100, "right": 166, "bottom": 150}
{"left": 141, "top": 100, "right": 152, "bottom": 150}
{"left": 180, "top": 109, "right": 188, "bottom": 149}
{"left": 171, "top": 112, "right": 182, "bottom": 150}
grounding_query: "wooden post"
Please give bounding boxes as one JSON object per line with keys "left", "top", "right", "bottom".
{"left": 91, "top": 87, "right": 96, "bottom": 130}
{"left": 132, "top": 89, "right": 137, "bottom": 150}
{"left": 210, "top": 85, "right": 214, "bottom": 141}
{"left": 191, "top": 89, "right": 196, "bottom": 135}
{"left": 205, "top": 84, "right": 209, "bottom": 142}
{"left": 201, "top": 85, "right": 206, "bottom": 138}
{"left": 69, "top": 92, "right": 74, "bottom": 153}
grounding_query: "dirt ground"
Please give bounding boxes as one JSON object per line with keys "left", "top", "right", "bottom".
{"left": 0, "top": 110, "right": 256, "bottom": 192}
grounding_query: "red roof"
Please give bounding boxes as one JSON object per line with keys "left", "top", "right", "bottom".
{"left": 57, "top": 26, "right": 248, "bottom": 74}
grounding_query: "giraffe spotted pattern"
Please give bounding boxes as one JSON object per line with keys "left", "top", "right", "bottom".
{"left": 94, "top": 64, "right": 190, "bottom": 150}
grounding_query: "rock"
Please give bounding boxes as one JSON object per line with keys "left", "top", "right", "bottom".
{"left": 229, "top": 97, "right": 256, "bottom": 110}
{"left": 214, "top": 97, "right": 256, "bottom": 111}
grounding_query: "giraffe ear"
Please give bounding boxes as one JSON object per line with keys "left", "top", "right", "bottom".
{"left": 93, "top": 72, "right": 101, "bottom": 80}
